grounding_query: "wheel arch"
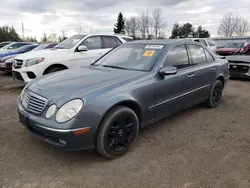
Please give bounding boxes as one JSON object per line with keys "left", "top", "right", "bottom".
{"left": 95, "top": 99, "right": 142, "bottom": 146}
{"left": 216, "top": 75, "right": 225, "bottom": 87}
{"left": 43, "top": 64, "right": 68, "bottom": 75}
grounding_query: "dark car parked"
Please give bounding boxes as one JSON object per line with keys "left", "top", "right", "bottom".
{"left": 17, "top": 40, "right": 229, "bottom": 158}
{"left": 227, "top": 55, "right": 250, "bottom": 79}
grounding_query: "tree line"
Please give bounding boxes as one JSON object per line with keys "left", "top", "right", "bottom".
{"left": 114, "top": 11, "right": 249, "bottom": 39}
{"left": 114, "top": 9, "right": 166, "bottom": 39}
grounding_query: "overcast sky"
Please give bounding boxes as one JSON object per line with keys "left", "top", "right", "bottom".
{"left": 1, "top": 0, "right": 250, "bottom": 39}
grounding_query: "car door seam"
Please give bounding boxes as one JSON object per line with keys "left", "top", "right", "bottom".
{"left": 149, "top": 84, "right": 210, "bottom": 110}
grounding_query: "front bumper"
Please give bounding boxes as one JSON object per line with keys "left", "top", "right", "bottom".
{"left": 16, "top": 99, "right": 101, "bottom": 150}
{"left": 0, "top": 62, "right": 12, "bottom": 72}
{"left": 229, "top": 63, "right": 250, "bottom": 79}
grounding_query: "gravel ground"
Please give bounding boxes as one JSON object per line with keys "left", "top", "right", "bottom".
{"left": 0, "top": 73, "right": 250, "bottom": 188}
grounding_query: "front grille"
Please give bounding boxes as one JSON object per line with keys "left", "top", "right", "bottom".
{"left": 13, "top": 59, "right": 23, "bottom": 69}
{"left": 13, "top": 71, "right": 24, "bottom": 81}
{"left": 229, "top": 64, "right": 249, "bottom": 74}
{"left": 22, "top": 90, "right": 48, "bottom": 115}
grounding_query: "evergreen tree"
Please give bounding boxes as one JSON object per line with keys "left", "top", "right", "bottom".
{"left": 170, "top": 23, "right": 180, "bottom": 39}
{"left": 195, "top": 26, "right": 210, "bottom": 38}
{"left": 114, "top": 12, "right": 125, "bottom": 34}
{"left": 0, "top": 25, "right": 20, "bottom": 41}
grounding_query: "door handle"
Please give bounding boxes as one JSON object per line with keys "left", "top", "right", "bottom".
{"left": 212, "top": 67, "right": 217, "bottom": 71}
{"left": 188, "top": 73, "right": 195, "bottom": 78}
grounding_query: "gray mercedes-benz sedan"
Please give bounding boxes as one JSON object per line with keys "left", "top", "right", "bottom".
{"left": 17, "top": 40, "right": 230, "bottom": 158}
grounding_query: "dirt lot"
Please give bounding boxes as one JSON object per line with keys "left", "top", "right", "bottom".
{"left": 0, "top": 72, "right": 250, "bottom": 188}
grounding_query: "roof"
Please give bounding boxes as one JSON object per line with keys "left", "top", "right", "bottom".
{"left": 127, "top": 39, "right": 197, "bottom": 45}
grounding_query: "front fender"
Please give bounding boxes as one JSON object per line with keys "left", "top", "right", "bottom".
{"left": 76, "top": 93, "right": 139, "bottom": 119}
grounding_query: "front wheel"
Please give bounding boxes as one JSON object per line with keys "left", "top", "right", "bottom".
{"left": 96, "top": 106, "right": 139, "bottom": 159}
{"left": 206, "top": 80, "right": 223, "bottom": 108}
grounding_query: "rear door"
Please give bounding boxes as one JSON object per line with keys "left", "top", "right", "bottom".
{"left": 186, "top": 44, "right": 217, "bottom": 100}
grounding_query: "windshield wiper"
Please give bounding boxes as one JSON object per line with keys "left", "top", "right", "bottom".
{"left": 102, "top": 65, "right": 128, "bottom": 70}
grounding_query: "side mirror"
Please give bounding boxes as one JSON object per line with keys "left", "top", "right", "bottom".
{"left": 159, "top": 66, "right": 177, "bottom": 76}
{"left": 77, "top": 45, "right": 88, "bottom": 52}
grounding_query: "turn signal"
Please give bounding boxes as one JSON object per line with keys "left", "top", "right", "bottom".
{"left": 74, "top": 127, "right": 91, "bottom": 135}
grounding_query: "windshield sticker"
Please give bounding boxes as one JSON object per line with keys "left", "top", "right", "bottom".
{"left": 143, "top": 50, "right": 155, "bottom": 57}
{"left": 145, "top": 45, "right": 164, "bottom": 49}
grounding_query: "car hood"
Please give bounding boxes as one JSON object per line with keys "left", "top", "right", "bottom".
{"left": 226, "top": 55, "right": 250, "bottom": 64}
{"left": 28, "top": 67, "right": 146, "bottom": 102}
{"left": 14, "top": 48, "right": 70, "bottom": 60}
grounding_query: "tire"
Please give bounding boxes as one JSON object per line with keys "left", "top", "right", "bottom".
{"left": 96, "top": 106, "right": 139, "bottom": 159}
{"left": 206, "top": 80, "right": 223, "bottom": 108}
{"left": 44, "top": 66, "right": 65, "bottom": 75}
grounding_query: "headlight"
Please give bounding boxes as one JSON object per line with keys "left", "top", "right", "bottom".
{"left": 55, "top": 99, "right": 83, "bottom": 123}
{"left": 46, "top": 104, "right": 57, "bottom": 119}
{"left": 25, "top": 58, "right": 45, "bottom": 67}
{"left": 4, "top": 57, "right": 14, "bottom": 63}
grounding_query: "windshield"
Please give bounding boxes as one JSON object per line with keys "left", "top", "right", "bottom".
{"left": 54, "top": 35, "right": 86, "bottom": 49}
{"left": 223, "top": 42, "right": 244, "bottom": 49}
{"left": 94, "top": 44, "right": 165, "bottom": 71}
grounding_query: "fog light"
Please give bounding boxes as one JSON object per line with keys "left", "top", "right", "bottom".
{"left": 58, "top": 139, "right": 66, "bottom": 145}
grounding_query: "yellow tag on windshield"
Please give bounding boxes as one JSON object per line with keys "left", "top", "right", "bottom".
{"left": 143, "top": 50, "right": 155, "bottom": 57}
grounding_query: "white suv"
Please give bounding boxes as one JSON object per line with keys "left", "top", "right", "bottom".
{"left": 12, "top": 34, "right": 130, "bottom": 83}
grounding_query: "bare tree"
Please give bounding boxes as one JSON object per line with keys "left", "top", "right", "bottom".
{"left": 218, "top": 13, "right": 249, "bottom": 37}
{"left": 139, "top": 10, "right": 151, "bottom": 39}
{"left": 130, "top": 17, "right": 140, "bottom": 38}
{"left": 76, "top": 24, "right": 82, "bottom": 34}
{"left": 125, "top": 20, "right": 131, "bottom": 36}
{"left": 47, "top": 33, "right": 58, "bottom": 42}
{"left": 152, "top": 8, "right": 166, "bottom": 39}
{"left": 234, "top": 16, "right": 249, "bottom": 36}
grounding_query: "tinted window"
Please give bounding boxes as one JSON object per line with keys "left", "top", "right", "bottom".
{"left": 81, "top": 36, "right": 101, "bottom": 50}
{"left": 164, "top": 45, "right": 189, "bottom": 69}
{"left": 7, "top": 43, "right": 29, "bottom": 49}
{"left": 204, "top": 50, "right": 214, "bottom": 62}
{"left": 188, "top": 45, "right": 207, "bottom": 64}
{"left": 103, "top": 36, "right": 121, "bottom": 48}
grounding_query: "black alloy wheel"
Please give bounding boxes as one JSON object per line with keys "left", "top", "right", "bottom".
{"left": 97, "top": 106, "right": 139, "bottom": 159}
{"left": 206, "top": 80, "right": 223, "bottom": 108}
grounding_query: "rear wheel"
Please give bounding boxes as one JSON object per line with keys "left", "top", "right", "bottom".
{"left": 97, "top": 106, "right": 139, "bottom": 159}
{"left": 206, "top": 80, "right": 223, "bottom": 108}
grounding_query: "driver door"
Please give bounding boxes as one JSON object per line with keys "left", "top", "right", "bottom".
{"left": 154, "top": 44, "right": 196, "bottom": 119}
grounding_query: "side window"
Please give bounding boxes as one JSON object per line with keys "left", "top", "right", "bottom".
{"left": 164, "top": 45, "right": 189, "bottom": 69}
{"left": 103, "top": 36, "right": 121, "bottom": 48}
{"left": 81, "top": 36, "right": 101, "bottom": 50}
{"left": 204, "top": 49, "right": 214, "bottom": 62}
{"left": 188, "top": 45, "right": 207, "bottom": 64}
